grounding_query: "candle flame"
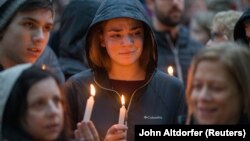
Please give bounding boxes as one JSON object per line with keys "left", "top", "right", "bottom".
{"left": 121, "top": 95, "right": 125, "bottom": 106}
{"left": 167, "top": 66, "right": 174, "bottom": 76}
{"left": 90, "top": 84, "right": 96, "bottom": 96}
{"left": 41, "top": 64, "right": 46, "bottom": 70}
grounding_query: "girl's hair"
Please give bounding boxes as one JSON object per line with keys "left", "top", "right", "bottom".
{"left": 2, "top": 66, "right": 71, "bottom": 141}
{"left": 186, "top": 42, "right": 250, "bottom": 124}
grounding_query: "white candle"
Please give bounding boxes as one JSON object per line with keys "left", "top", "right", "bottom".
{"left": 83, "top": 84, "right": 96, "bottom": 121}
{"left": 118, "top": 95, "right": 126, "bottom": 125}
{"left": 167, "top": 66, "right": 174, "bottom": 76}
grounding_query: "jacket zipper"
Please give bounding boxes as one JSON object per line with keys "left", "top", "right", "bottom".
{"left": 93, "top": 71, "right": 155, "bottom": 123}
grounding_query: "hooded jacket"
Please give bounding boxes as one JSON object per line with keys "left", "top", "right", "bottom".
{"left": 58, "top": 0, "right": 102, "bottom": 79}
{"left": 0, "top": 63, "right": 32, "bottom": 140}
{"left": 234, "top": 7, "right": 250, "bottom": 47}
{"left": 64, "top": 0, "right": 186, "bottom": 140}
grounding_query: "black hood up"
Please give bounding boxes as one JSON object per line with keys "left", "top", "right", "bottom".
{"left": 85, "top": 0, "right": 157, "bottom": 73}
{"left": 234, "top": 7, "right": 250, "bottom": 46}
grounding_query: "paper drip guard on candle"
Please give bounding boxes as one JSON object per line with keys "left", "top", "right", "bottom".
{"left": 83, "top": 84, "right": 96, "bottom": 121}
{"left": 118, "top": 95, "right": 126, "bottom": 125}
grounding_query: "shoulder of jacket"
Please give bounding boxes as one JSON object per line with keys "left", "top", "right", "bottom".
{"left": 152, "top": 70, "right": 183, "bottom": 88}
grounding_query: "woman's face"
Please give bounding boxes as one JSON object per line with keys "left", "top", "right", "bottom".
{"left": 206, "top": 26, "right": 228, "bottom": 47}
{"left": 190, "top": 60, "right": 242, "bottom": 124}
{"left": 100, "top": 18, "right": 144, "bottom": 67}
{"left": 22, "top": 77, "right": 64, "bottom": 141}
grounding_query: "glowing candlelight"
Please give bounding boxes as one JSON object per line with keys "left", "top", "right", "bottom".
{"left": 83, "top": 84, "right": 96, "bottom": 121}
{"left": 167, "top": 66, "right": 174, "bottom": 76}
{"left": 41, "top": 64, "right": 46, "bottom": 70}
{"left": 118, "top": 95, "right": 126, "bottom": 125}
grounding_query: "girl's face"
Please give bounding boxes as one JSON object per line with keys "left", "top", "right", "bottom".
{"left": 190, "top": 60, "right": 242, "bottom": 124}
{"left": 22, "top": 77, "right": 64, "bottom": 141}
{"left": 100, "top": 18, "right": 144, "bottom": 67}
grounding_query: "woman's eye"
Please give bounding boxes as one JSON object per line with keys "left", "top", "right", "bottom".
{"left": 192, "top": 83, "right": 202, "bottom": 91}
{"left": 134, "top": 31, "right": 142, "bottom": 36}
{"left": 53, "top": 97, "right": 63, "bottom": 106}
{"left": 110, "top": 34, "right": 121, "bottom": 38}
{"left": 210, "top": 85, "right": 224, "bottom": 92}
{"left": 43, "top": 26, "right": 52, "bottom": 32}
{"left": 32, "top": 100, "right": 46, "bottom": 109}
{"left": 23, "top": 22, "right": 34, "bottom": 29}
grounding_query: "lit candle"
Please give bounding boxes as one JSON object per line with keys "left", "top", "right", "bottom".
{"left": 167, "top": 66, "right": 174, "bottom": 76}
{"left": 41, "top": 64, "right": 46, "bottom": 70}
{"left": 118, "top": 95, "right": 126, "bottom": 125}
{"left": 83, "top": 84, "right": 96, "bottom": 121}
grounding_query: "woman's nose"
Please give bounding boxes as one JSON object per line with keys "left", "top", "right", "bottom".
{"left": 122, "top": 35, "right": 133, "bottom": 46}
{"left": 198, "top": 86, "right": 212, "bottom": 101}
{"left": 46, "top": 100, "right": 61, "bottom": 116}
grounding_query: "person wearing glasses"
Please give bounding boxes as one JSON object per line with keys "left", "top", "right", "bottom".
{"left": 206, "top": 10, "right": 242, "bottom": 47}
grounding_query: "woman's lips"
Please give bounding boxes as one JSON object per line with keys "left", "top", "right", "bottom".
{"left": 198, "top": 107, "right": 217, "bottom": 119}
{"left": 119, "top": 50, "right": 136, "bottom": 55}
{"left": 45, "top": 123, "right": 61, "bottom": 133}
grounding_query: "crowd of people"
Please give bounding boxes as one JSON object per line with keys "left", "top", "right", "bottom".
{"left": 1, "top": 0, "right": 250, "bottom": 141}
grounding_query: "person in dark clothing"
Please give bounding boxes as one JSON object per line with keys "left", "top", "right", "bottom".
{"left": 234, "top": 7, "right": 250, "bottom": 48}
{"left": 146, "top": 0, "right": 203, "bottom": 87}
{"left": 55, "top": 0, "right": 102, "bottom": 80}
{"left": 64, "top": 0, "right": 186, "bottom": 140}
{"left": 0, "top": 0, "right": 65, "bottom": 83}
{"left": 184, "top": 42, "right": 250, "bottom": 125}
